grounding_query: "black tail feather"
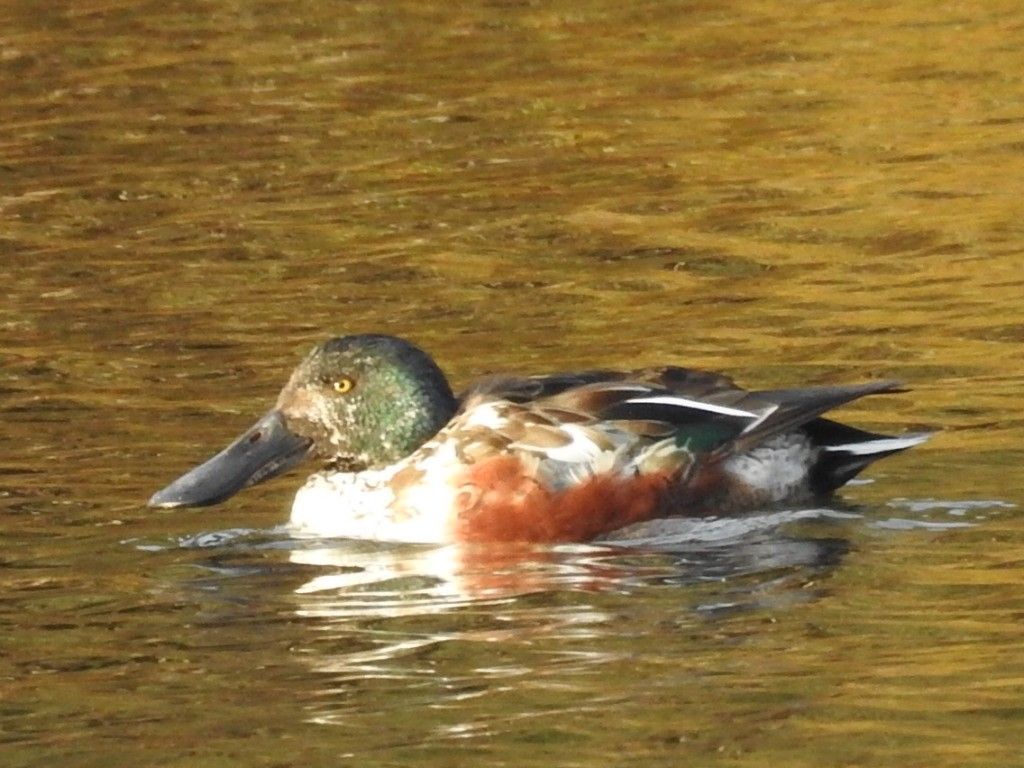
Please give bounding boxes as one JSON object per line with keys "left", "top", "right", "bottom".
{"left": 804, "top": 418, "right": 930, "bottom": 495}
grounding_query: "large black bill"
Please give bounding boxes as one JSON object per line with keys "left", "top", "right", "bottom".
{"left": 149, "top": 409, "right": 312, "bottom": 508}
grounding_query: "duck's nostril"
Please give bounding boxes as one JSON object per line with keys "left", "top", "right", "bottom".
{"left": 248, "top": 430, "right": 262, "bottom": 444}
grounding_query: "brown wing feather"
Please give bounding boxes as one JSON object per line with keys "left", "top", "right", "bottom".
{"left": 460, "top": 366, "right": 755, "bottom": 446}
{"left": 457, "top": 371, "right": 626, "bottom": 406}
{"left": 458, "top": 365, "right": 904, "bottom": 459}
{"left": 718, "top": 381, "right": 906, "bottom": 456}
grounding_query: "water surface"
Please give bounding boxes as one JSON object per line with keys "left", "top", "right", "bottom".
{"left": 3, "top": 1, "right": 1024, "bottom": 766}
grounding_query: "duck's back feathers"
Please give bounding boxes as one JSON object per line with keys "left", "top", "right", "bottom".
{"left": 463, "top": 368, "right": 912, "bottom": 453}
{"left": 454, "top": 368, "right": 925, "bottom": 505}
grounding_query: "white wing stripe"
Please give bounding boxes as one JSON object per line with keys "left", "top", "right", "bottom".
{"left": 824, "top": 435, "right": 930, "bottom": 455}
{"left": 740, "top": 404, "right": 779, "bottom": 434}
{"left": 625, "top": 395, "right": 756, "bottom": 418}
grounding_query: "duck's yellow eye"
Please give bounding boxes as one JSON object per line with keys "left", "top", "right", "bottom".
{"left": 332, "top": 376, "right": 355, "bottom": 394}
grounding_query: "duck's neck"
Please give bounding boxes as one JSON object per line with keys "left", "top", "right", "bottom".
{"left": 350, "top": 370, "right": 458, "bottom": 469}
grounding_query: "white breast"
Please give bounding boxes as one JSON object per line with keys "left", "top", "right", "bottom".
{"left": 289, "top": 447, "right": 460, "bottom": 544}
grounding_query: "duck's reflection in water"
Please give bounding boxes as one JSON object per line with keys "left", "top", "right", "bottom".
{"left": 164, "top": 508, "right": 858, "bottom": 723}
{"left": 287, "top": 508, "right": 854, "bottom": 616}
{"left": 275, "top": 509, "right": 853, "bottom": 693}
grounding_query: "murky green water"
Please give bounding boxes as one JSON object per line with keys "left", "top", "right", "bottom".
{"left": 3, "top": 1, "right": 1024, "bottom": 765}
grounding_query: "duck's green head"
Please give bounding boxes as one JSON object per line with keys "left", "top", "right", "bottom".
{"left": 276, "top": 334, "right": 457, "bottom": 468}
{"left": 149, "top": 335, "right": 457, "bottom": 508}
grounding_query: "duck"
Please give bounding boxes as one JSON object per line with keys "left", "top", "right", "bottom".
{"left": 149, "top": 334, "right": 929, "bottom": 543}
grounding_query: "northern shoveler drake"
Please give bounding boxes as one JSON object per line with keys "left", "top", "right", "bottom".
{"left": 149, "top": 334, "right": 929, "bottom": 543}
